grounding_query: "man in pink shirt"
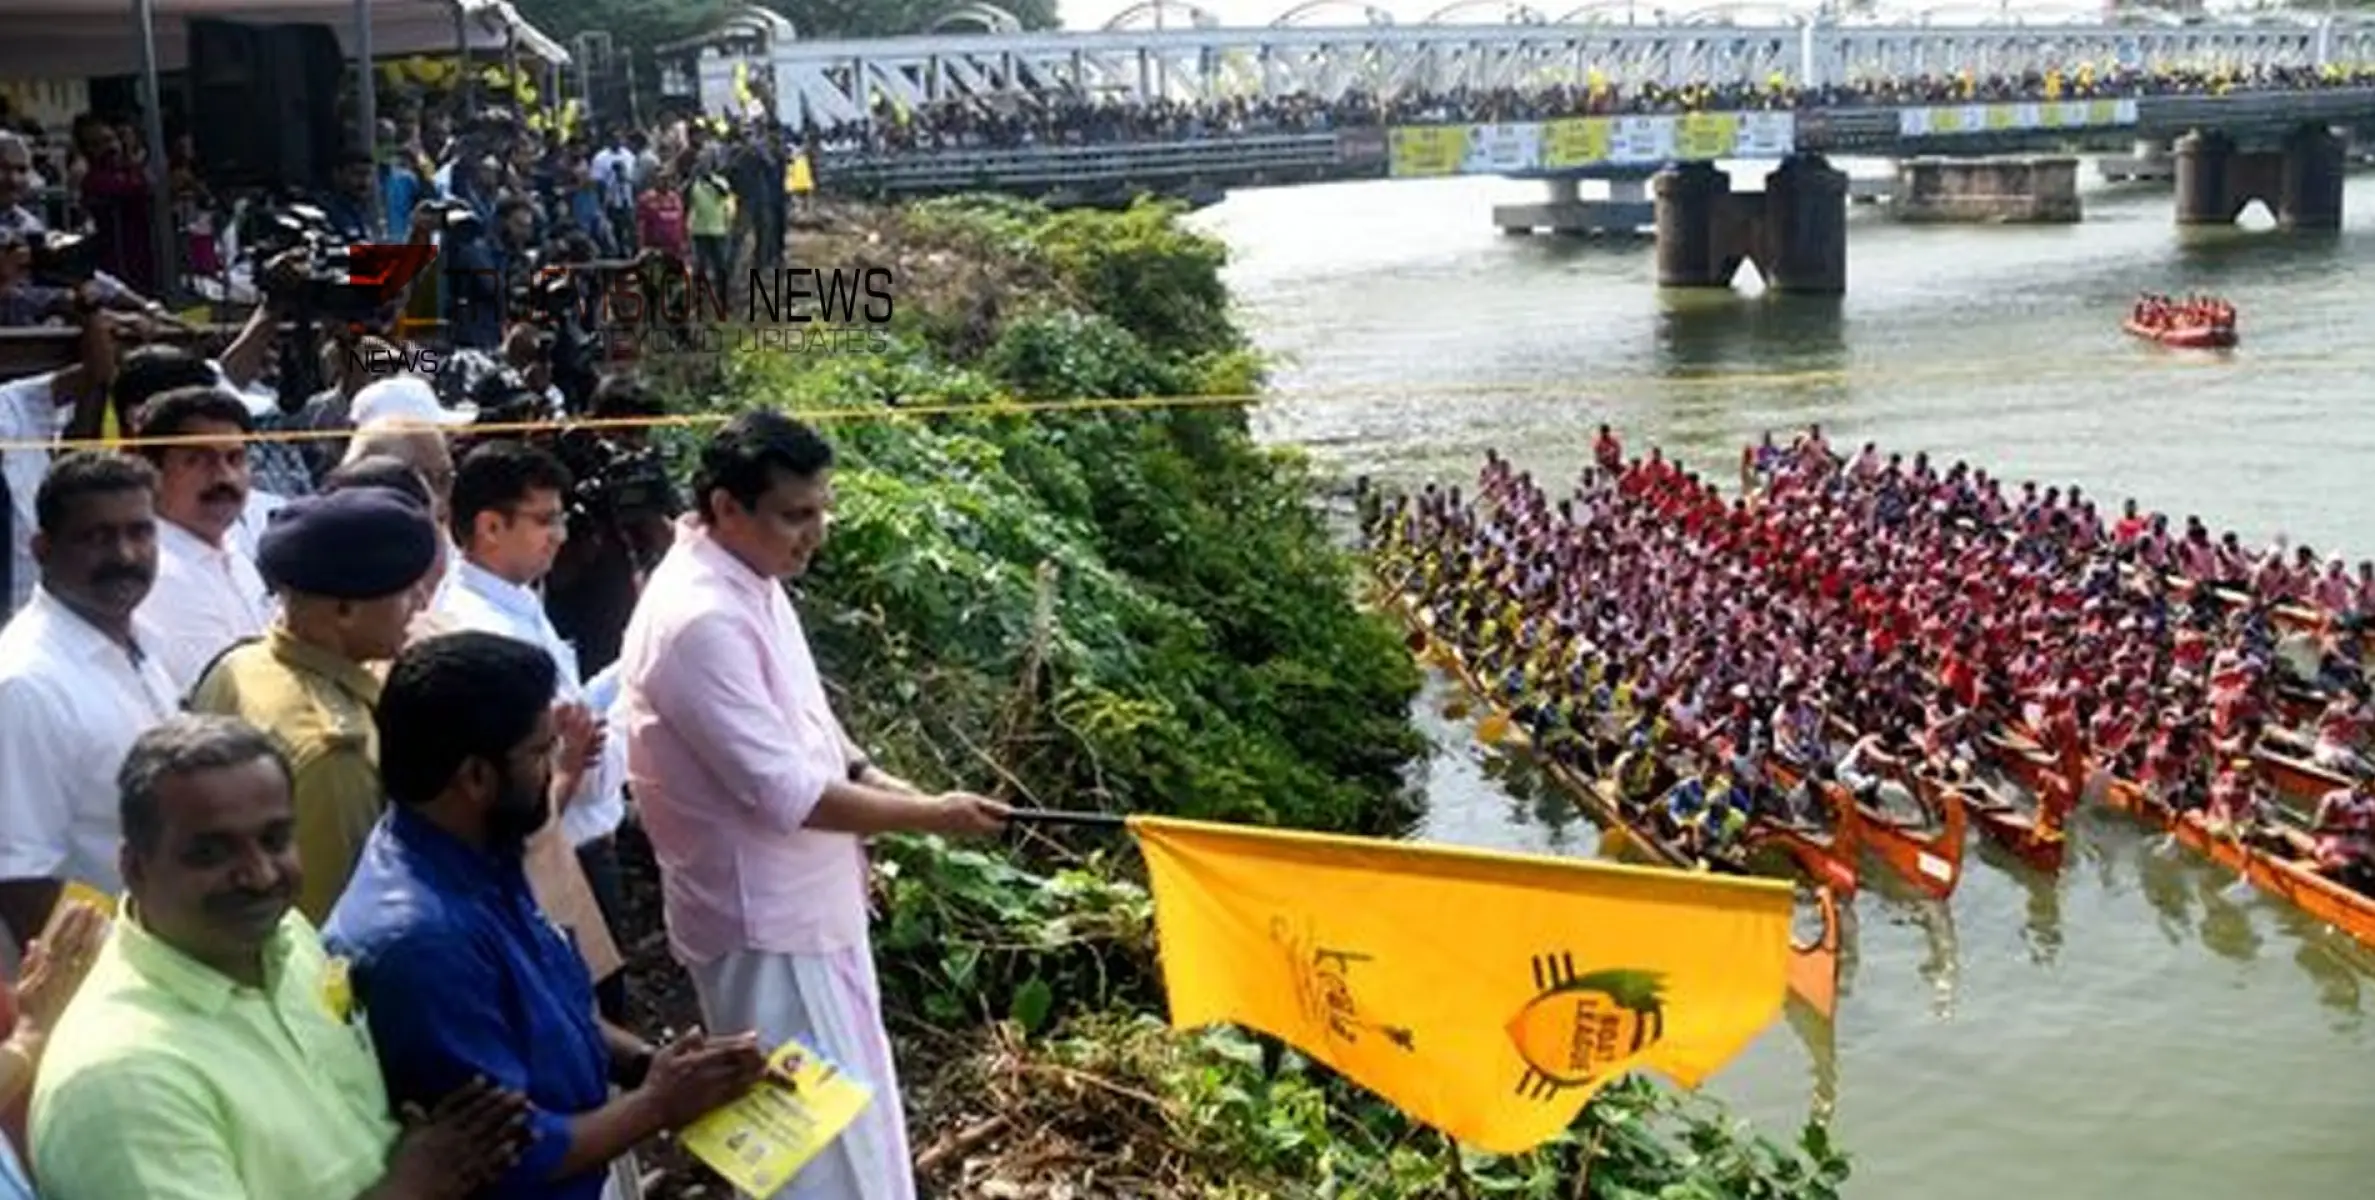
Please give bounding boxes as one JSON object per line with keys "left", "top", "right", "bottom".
{"left": 618, "top": 411, "right": 1008, "bottom": 1199}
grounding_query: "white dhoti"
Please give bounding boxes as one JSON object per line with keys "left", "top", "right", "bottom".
{"left": 688, "top": 944, "right": 916, "bottom": 1200}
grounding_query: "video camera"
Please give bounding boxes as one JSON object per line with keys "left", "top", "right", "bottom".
{"left": 244, "top": 199, "right": 479, "bottom": 326}
{"left": 554, "top": 425, "right": 675, "bottom": 536}
{"left": 24, "top": 230, "right": 99, "bottom": 288}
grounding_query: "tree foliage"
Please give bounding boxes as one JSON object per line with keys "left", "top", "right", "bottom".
{"left": 652, "top": 197, "right": 1848, "bottom": 1195}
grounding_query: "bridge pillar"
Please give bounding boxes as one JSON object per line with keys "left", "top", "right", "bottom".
{"left": 1761, "top": 153, "right": 1848, "bottom": 295}
{"left": 2176, "top": 126, "right": 2346, "bottom": 229}
{"left": 1654, "top": 156, "right": 1846, "bottom": 293}
{"left": 2278, "top": 124, "right": 2346, "bottom": 230}
{"left": 1654, "top": 161, "right": 1738, "bottom": 288}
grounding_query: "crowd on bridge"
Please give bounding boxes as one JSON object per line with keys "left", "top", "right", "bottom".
{"left": 825, "top": 61, "right": 2375, "bottom": 154}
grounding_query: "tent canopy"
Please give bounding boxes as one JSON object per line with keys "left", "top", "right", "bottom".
{"left": 0, "top": 0, "right": 568, "bottom": 81}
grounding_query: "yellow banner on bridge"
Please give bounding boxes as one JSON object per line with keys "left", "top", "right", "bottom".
{"left": 1539, "top": 117, "right": 1611, "bottom": 169}
{"left": 1672, "top": 112, "right": 1739, "bottom": 160}
{"left": 1388, "top": 126, "right": 1470, "bottom": 177}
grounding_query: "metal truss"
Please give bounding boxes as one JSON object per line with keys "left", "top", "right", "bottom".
{"left": 760, "top": 11, "right": 2375, "bottom": 129}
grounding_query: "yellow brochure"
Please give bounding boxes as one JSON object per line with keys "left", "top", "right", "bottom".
{"left": 680, "top": 1038, "right": 873, "bottom": 1196}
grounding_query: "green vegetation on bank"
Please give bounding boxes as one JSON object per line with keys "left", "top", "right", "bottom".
{"left": 666, "top": 196, "right": 1851, "bottom": 1196}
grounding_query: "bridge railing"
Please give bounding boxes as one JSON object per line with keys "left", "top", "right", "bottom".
{"left": 816, "top": 87, "right": 2375, "bottom": 194}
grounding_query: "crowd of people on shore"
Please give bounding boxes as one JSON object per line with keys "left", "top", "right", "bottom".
{"left": 0, "top": 87, "right": 990, "bottom": 1190}
{"left": 1360, "top": 424, "right": 2375, "bottom": 891}
{"left": 0, "top": 89, "right": 820, "bottom": 346}
{"left": 825, "top": 61, "right": 2375, "bottom": 153}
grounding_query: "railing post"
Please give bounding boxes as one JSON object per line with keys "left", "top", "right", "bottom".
{"left": 2314, "top": 15, "right": 2332, "bottom": 69}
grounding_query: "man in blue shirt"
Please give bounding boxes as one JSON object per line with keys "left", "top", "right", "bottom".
{"left": 327, "top": 631, "right": 768, "bottom": 1198}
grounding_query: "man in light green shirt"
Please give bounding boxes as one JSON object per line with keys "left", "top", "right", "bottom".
{"left": 686, "top": 170, "right": 736, "bottom": 292}
{"left": 31, "top": 714, "right": 530, "bottom": 1200}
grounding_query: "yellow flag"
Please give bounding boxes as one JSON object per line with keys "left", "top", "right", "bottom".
{"left": 1129, "top": 816, "right": 1793, "bottom": 1155}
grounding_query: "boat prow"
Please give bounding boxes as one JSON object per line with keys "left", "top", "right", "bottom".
{"left": 1787, "top": 885, "right": 1843, "bottom": 1022}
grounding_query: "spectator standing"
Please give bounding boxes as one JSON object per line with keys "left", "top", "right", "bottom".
{"left": 0, "top": 452, "right": 176, "bottom": 948}
{"left": 186, "top": 487, "right": 438, "bottom": 922}
{"left": 619, "top": 412, "right": 1009, "bottom": 1200}
{"left": 434, "top": 441, "right": 630, "bottom": 1018}
{"left": 127, "top": 386, "right": 272, "bottom": 692}
{"left": 29, "top": 714, "right": 532, "bottom": 1199}
{"left": 329, "top": 633, "right": 765, "bottom": 1200}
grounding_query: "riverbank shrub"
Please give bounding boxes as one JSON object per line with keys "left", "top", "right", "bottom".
{"left": 633, "top": 198, "right": 1849, "bottom": 1196}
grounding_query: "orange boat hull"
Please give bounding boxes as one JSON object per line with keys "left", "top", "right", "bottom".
{"left": 1927, "top": 773, "right": 2066, "bottom": 873}
{"left": 1852, "top": 781, "right": 1968, "bottom": 901}
{"left": 2101, "top": 776, "right": 2375, "bottom": 950}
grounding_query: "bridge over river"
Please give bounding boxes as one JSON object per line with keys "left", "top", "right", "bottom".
{"left": 743, "top": 12, "right": 2375, "bottom": 291}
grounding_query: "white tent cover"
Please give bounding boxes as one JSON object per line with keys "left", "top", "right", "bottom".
{"left": 0, "top": 0, "right": 568, "bottom": 80}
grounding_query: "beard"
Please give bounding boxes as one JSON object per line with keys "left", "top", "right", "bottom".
{"left": 487, "top": 773, "right": 552, "bottom": 847}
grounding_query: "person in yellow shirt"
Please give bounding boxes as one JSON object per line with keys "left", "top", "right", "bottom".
{"left": 31, "top": 714, "right": 528, "bottom": 1199}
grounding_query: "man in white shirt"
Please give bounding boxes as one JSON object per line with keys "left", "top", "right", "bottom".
{"left": 1, "top": 317, "right": 115, "bottom": 615}
{"left": 435, "top": 438, "right": 631, "bottom": 1018}
{"left": 127, "top": 386, "right": 273, "bottom": 692}
{"left": 0, "top": 451, "right": 178, "bottom": 946}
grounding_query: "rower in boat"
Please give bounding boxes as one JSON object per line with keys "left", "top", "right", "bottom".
{"left": 2307, "top": 774, "right": 2375, "bottom": 896}
{"left": 2309, "top": 686, "right": 2374, "bottom": 776}
{"left": 2203, "top": 756, "right": 2267, "bottom": 830}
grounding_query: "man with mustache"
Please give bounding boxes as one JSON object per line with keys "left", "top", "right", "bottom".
{"left": 30, "top": 713, "right": 534, "bottom": 1199}
{"left": 188, "top": 487, "right": 438, "bottom": 923}
{"left": 329, "top": 633, "right": 768, "bottom": 1199}
{"left": 0, "top": 451, "right": 177, "bottom": 948}
{"left": 128, "top": 386, "right": 273, "bottom": 692}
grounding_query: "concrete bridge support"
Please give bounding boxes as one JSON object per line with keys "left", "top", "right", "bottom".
{"left": 2174, "top": 125, "right": 2346, "bottom": 229}
{"left": 1654, "top": 154, "right": 1848, "bottom": 294}
{"left": 2101, "top": 138, "right": 2175, "bottom": 184}
{"left": 1495, "top": 175, "right": 1655, "bottom": 235}
{"left": 1890, "top": 156, "right": 2081, "bottom": 223}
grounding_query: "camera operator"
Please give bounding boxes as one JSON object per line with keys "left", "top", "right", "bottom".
{"left": 543, "top": 373, "right": 680, "bottom": 679}
{"left": 0, "top": 131, "right": 162, "bottom": 318}
{"left": 319, "top": 146, "right": 386, "bottom": 243}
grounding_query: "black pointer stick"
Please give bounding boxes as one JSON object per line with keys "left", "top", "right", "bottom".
{"left": 1004, "top": 809, "right": 1129, "bottom": 829}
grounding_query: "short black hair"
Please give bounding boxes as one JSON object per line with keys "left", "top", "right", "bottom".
{"left": 113, "top": 345, "right": 217, "bottom": 415}
{"left": 692, "top": 410, "right": 832, "bottom": 524}
{"left": 131, "top": 385, "right": 254, "bottom": 464}
{"left": 589, "top": 374, "right": 663, "bottom": 419}
{"left": 35, "top": 451, "right": 156, "bottom": 535}
{"left": 451, "top": 440, "right": 572, "bottom": 543}
{"left": 322, "top": 454, "right": 434, "bottom": 511}
{"left": 378, "top": 632, "right": 558, "bottom": 809}
{"left": 119, "top": 714, "right": 290, "bottom": 855}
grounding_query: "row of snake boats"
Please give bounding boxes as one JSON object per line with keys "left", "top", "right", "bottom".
{"left": 1384, "top": 581, "right": 2375, "bottom": 1022}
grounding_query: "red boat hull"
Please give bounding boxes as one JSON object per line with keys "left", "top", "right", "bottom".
{"left": 2124, "top": 318, "right": 2237, "bottom": 349}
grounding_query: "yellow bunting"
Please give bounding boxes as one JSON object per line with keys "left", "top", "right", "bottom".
{"left": 1128, "top": 815, "right": 1794, "bottom": 1154}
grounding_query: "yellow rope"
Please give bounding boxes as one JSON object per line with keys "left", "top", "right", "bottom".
{"left": 2, "top": 346, "right": 2312, "bottom": 453}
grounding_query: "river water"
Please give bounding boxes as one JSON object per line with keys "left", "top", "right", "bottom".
{"left": 1196, "top": 166, "right": 2375, "bottom": 1199}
